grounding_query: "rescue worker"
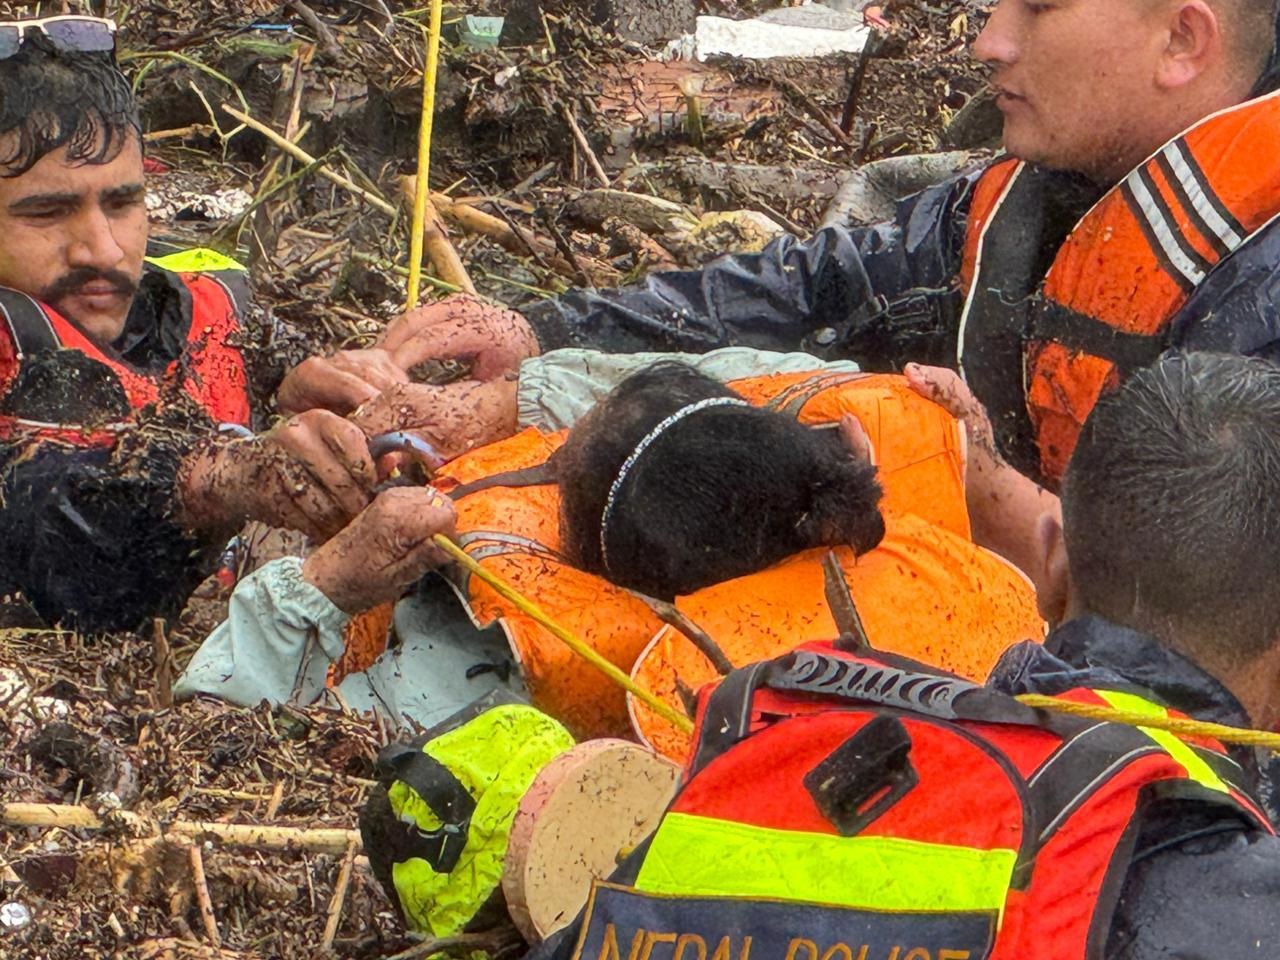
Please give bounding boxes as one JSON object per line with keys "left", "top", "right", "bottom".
{"left": 530, "top": 351, "right": 1280, "bottom": 960}
{"left": 284, "top": 0, "right": 1280, "bottom": 581}
{"left": 0, "top": 26, "right": 381, "bottom": 630}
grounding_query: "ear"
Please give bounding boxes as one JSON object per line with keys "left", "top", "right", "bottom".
{"left": 1032, "top": 512, "right": 1071, "bottom": 626}
{"left": 1155, "top": 0, "right": 1225, "bottom": 90}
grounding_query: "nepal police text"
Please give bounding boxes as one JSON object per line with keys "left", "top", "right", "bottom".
{"left": 592, "top": 926, "right": 976, "bottom": 960}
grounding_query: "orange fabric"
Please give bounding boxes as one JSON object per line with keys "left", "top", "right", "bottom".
{"left": 437, "top": 374, "right": 1033, "bottom": 742}
{"left": 965, "top": 94, "right": 1280, "bottom": 485}
{"left": 329, "top": 601, "right": 395, "bottom": 685}
{"left": 630, "top": 514, "right": 1045, "bottom": 760}
{"left": 728, "top": 370, "right": 969, "bottom": 538}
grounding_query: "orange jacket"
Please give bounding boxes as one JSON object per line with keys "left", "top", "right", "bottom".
{"left": 960, "top": 92, "right": 1280, "bottom": 485}
{"left": 433, "top": 371, "right": 1042, "bottom": 742}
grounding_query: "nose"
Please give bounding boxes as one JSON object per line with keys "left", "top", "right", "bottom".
{"left": 972, "top": 0, "right": 1020, "bottom": 68}
{"left": 66, "top": 203, "right": 125, "bottom": 271}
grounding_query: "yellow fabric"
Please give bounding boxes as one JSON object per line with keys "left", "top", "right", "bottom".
{"left": 1094, "top": 690, "right": 1228, "bottom": 794}
{"left": 388, "top": 704, "right": 575, "bottom": 936}
{"left": 635, "top": 811, "right": 1016, "bottom": 913}
{"left": 146, "top": 247, "right": 247, "bottom": 273}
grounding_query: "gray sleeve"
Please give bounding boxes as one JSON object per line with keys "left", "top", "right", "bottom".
{"left": 173, "top": 557, "right": 350, "bottom": 708}
{"left": 516, "top": 347, "right": 861, "bottom": 431}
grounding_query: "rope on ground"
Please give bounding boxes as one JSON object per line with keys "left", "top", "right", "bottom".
{"left": 431, "top": 534, "right": 695, "bottom": 734}
{"left": 1017, "top": 693, "right": 1280, "bottom": 750}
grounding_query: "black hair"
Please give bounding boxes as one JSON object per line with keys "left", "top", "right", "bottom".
{"left": 0, "top": 38, "right": 140, "bottom": 177}
{"left": 1062, "top": 351, "right": 1280, "bottom": 668}
{"left": 557, "top": 362, "right": 885, "bottom": 601}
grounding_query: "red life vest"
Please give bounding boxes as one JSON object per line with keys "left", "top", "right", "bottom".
{"left": 0, "top": 253, "right": 250, "bottom": 445}
{"left": 959, "top": 91, "right": 1280, "bottom": 487}
{"left": 571, "top": 643, "right": 1271, "bottom": 960}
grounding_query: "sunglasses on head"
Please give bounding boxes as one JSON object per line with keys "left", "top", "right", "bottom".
{"left": 0, "top": 15, "right": 117, "bottom": 59}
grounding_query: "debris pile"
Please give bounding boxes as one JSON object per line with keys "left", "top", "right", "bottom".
{"left": 0, "top": 0, "right": 993, "bottom": 956}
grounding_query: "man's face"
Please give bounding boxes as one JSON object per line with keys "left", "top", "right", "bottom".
{"left": 974, "top": 0, "right": 1175, "bottom": 182}
{"left": 0, "top": 137, "right": 147, "bottom": 345}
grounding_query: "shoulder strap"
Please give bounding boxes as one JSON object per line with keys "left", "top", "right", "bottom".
{"left": 447, "top": 461, "right": 559, "bottom": 500}
{"left": 0, "top": 287, "right": 58, "bottom": 358}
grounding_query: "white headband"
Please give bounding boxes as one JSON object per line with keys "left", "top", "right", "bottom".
{"left": 598, "top": 396, "right": 750, "bottom": 572}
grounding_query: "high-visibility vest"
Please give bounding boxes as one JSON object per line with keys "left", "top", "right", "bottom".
{"left": 959, "top": 91, "right": 1280, "bottom": 486}
{"left": 433, "top": 371, "right": 1043, "bottom": 742}
{"left": 0, "top": 247, "right": 251, "bottom": 444}
{"left": 564, "top": 644, "right": 1271, "bottom": 960}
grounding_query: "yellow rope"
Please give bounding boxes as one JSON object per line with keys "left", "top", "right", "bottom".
{"left": 406, "top": 0, "right": 446, "bottom": 311}
{"left": 428, "top": 531, "right": 1277, "bottom": 750}
{"left": 431, "top": 535, "right": 695, "bottom": 734}
{"left": 1017, "top": 693, "right": 1280, "bottom": 751}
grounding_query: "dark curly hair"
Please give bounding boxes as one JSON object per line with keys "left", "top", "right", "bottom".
{"left": 0, "top": 37, "right": 140, "bottom": 177}
{"left": 556, "top": 362, "right": 886, "bottom": 600}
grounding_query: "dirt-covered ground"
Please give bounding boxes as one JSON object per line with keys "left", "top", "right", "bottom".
{"left": 0, "top": 1, "right": 990, "bottom": 956}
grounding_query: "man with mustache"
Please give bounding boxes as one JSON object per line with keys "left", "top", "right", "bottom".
{"left": 298, "top": 0, "right": 1280, "bottom": 583}
{"left": 0, "top": 29, "right": 378, "bottom": 630}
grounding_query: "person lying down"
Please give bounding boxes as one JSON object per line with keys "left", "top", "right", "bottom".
{"left": 175, "top": 351, "right": 1042, "bottom": 740}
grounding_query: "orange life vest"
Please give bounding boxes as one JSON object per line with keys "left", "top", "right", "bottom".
{"left": 0, "top": 256, "right": 250, "bottom": 445}
{"left": 432, "top": 371, "right": 1042, "bottom": 742}
{"left": 566, "top": 643, "right": 1270, "bottom": 960}
{"left": 959, "top": 91, "right": 1280, "bottom": 486}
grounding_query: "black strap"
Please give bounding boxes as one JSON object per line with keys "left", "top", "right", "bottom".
{"left": 1026, "top": 298, "right": 1170, "bottom": 373}
{"left": 960, "top": 165, "right": 1048, "bottom": 481}
{"left": 448, "top": 461, "right": 558, "bottom": 501}
{"left": 688, "top": 650, "right": 1043, "bottom": 776}
{"left": 0, "top": 286, "right": 57, "bottom": 357}
{"left": 373, "top": 742, "right": 477, "bottom": 874}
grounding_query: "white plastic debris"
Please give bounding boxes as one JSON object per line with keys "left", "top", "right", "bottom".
{"left": 0, "top": 902, "right": 32, "bottom": 931}
{"left": 663, "top": 5, "right": 871, "bottom": 62}
{"left": 0, "top": 666, "right": 69, "bottom": 735}
{"left": 146, "top": 186, "right": 253, "bottom": 223}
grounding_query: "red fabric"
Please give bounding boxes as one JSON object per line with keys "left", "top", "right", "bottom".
{"left": 0, "top": 271, "right": 250, "bottom": 445}
{"left": 679, "top": 642, "right": 1272, "bottom": 960}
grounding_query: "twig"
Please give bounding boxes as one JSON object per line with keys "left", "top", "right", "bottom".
{"left": 265, "top": 781, "right": 286, "bottom": 820}
{"left": 287, "top": 0, "right": 343, "bottom": 58}
{"left": 188, "top": 844, "right": 221, "bottom": 948}
{"left": 321, "top": 838, "right": 359, "bottom": 950}
{"left": 778, "top": 77, "right": 852, "bottom": 148}
{"left": 386, "top": 928, "right": 523, "bottom": 960}
{"left": 560, "top": 104, "right": 611, "bottom": 188}
{"left": 396, "top": 178, "right": 477, "bottom": 294}
{"left": 1, "top": 803, "right": 362, "bottom": 855}
{"left": 153, "top": 618, "right": 174, "bottom": 709}
{"left": 221, "top": 106, "right": 396, "bottom": 217}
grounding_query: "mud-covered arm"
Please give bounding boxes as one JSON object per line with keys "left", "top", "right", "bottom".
{"left": 0, "top": 422, "right": 219, "bottom": 633}
{"left": 522, "top": 170, "right": 982, "bottom": 369}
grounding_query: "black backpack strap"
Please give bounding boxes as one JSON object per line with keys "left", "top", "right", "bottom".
{"left": 0, "top": 286, "right": 58, "bottom": 358}
{"left": 372, "top": 741, "right": 478, "bottom": 874}
{"left": 448, "top": 461, "right": 559, "bottom": 500}
{"left": 687, "top": 660, "right": 773, "bottom": 775}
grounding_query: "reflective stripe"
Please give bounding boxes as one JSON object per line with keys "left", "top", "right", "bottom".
{"left": 1094, "top": 690, "right": 1228, "bottom": 794}
{"left": 1162, "top": 142, "right": 1245, "bottom": 252}
{"left": 1123, "top": 174, "right": 1206, "bottom": 286}
{"left": 635, "top": 811, "right": 1016, "bottom": 913}
{"left": 146, "top": 247, "right": 247, "bottom": 273}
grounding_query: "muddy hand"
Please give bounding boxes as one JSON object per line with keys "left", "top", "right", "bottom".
{"left": 377, "top": 294, "right": 539, "bottom": 381}
{"left": 302, "top": 486, "right": 458, "bottom": 613}
{"left": 277, "top": 347, "right": 410, "bottom": 416}
{"left": 351, "top": 378, "right": 519, "bottom": 462}
{"left": 903, "top": 363, "right": 997, "bottom": 458}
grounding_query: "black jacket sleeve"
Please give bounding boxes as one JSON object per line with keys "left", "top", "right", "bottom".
{"left": 523, "top": 170, "right": 983, "bottom": 371}
{"left": 1107, "top": 799, "right": 1280, "bottom": 959}
{"left": 0, "top": 424, "right": 220, "bottom": 634}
